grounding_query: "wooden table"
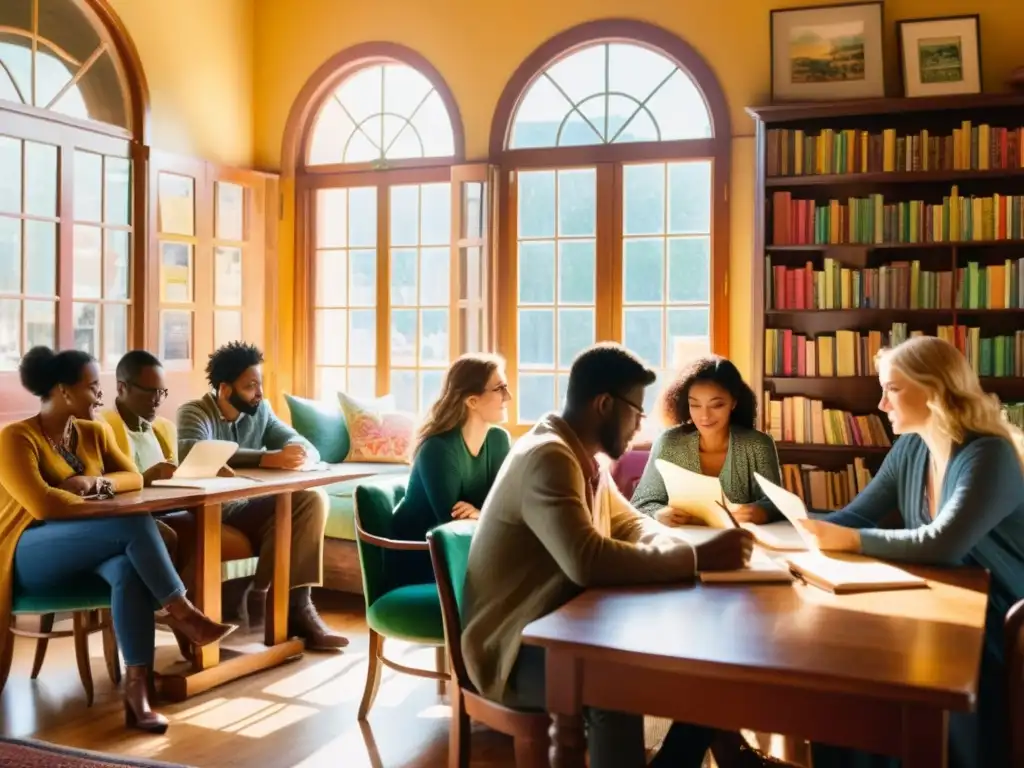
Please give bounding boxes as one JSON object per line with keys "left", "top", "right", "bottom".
{"left": 48, "top": 463, "right": 382, "bottom": 700}
{"left": 522, "top": 564, "right": 989, "bottom": 768}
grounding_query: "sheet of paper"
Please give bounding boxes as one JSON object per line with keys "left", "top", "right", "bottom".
{"left": 699, "top": 548, "right": 795, "bottom": 584}
{"left": 754, "top": 472, "right": 819, "bottom": 549}
{"left": 171, "top": 439, "right": 238, "bottom": 479}
{"left": 152, "top": 476, "right": 256, "bottom": 491}
{"left": 655, "top": 459, "right": 734, "bottom": 528}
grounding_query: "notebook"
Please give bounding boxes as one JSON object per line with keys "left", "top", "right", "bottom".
{"left": 151, "top": 439, "right": 256, "bottom": 491}
{"left": 784, "top": 552, "right": 928, "bottom": 594}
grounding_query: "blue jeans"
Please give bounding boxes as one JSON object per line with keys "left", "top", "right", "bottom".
{"left": 14, "top": 515, "right": 187, "bottom": 667}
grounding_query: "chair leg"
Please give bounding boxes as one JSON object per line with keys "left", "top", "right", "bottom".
{"left": 357, "top": 628, "right": 383, "bottom": 721}
{"left": 449, "top": 688, "right": 470, "bottom": 768}
{"left": 71, "top": 611, "right": 95, "bottom": 707}
{"left": 99, "top": 609, "right": 121, "bottom": 685}
{"left": 513, "top": 735, "right": 549, "bottom": 768}
{"left": 0, "top": 616, "right": 14, "bottom": 697}
{"left": 30, "top": 613, "right": 55, "bottom": 679}
{"left": 435, "top": 645, "right": 448, "bottom": 696}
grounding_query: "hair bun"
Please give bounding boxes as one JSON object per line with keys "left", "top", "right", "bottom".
{"left": 19, "top": 345, "right": 58, "bottom": 397}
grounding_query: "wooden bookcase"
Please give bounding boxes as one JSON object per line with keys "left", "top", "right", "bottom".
{"left": 747, "top": 93, "right": 1024, "bottom": 502}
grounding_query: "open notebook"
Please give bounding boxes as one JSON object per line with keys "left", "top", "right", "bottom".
{"left": 151, "top": 440, "right": 257, "bottom": 491}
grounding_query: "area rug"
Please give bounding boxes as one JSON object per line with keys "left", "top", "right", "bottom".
{"left": 0, "top": 738, "right": 193, "bottom": 768}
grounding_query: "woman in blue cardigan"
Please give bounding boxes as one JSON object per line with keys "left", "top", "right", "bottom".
{"left": 800, "top": 336, "right": 1024, "bottom": 768}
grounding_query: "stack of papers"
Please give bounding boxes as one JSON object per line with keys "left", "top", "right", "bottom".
{"left": 151, "top": 440, "right": 256, "bottom": 490}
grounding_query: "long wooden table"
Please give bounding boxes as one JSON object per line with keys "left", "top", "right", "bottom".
{"left": 48, "top": 463, "right": 383, "bottom": 700}
{"left": 522, "top": 564, "right": 989, "bottom": 768}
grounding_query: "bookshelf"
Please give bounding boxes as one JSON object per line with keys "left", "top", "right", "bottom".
{"left": 747, "top": 94, "right": 1024, "bottom": 508}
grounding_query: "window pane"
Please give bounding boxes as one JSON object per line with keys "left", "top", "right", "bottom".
{"left": 624, "top": 308, "right": 663, "bottom": 368}
{"left": 216, "top": 182, "right": 244, "bottom": 241}
{"left": 518, "top": 171, "right": 555, "bottom": 239}
{"left": 668, "top": 238, "right": 710, "bottom": 302}
{"left": 390, "top": 309, "right": 416, "bottom": 366}
{"left": 518, "top": 309, "right": 554, "bottom": 367}
{"left": 668, "top": 325, "right": 711, "bottom": 370}
{"left": 158, "top": 173, "right": 195, "bottom": 236}
{"left": 460, "top": 245, "right": 482, "bottom": 303}
{"left": 73, "top": 302, "right": 99, "bottom": 356}
{"left": 159, "top": 309, "right": 192, "bottom": 363}
{"left": 105, "top": 229, "right": 130, "bottom": 300}
{"left": 316, "top": 189, "right": 347, "bottom": 248}
{"left": 105, "top": 157, "right": 131, "bottom": 226}
{"left": 642, "top": 370, "right": 662, "bottom": 417}
{"left": 316, "top": 309, "right": 347, "bottom": 365}
{"left": 668, "top": 308, "right": 710, "bottom": 339}
{"left": 214, "top": 309, "right": 242, "bottom": 348}
{"left": 518, "top": 373, "right": 555, "bottom": 422}
{"left": 214, "top": 246, "right": 243, "bottom": 306}
{"left": 510, "top": 77, "right": 573, "bottom": 149}
{"left": 608, "top": 44, "right": 676, "bottom": 106}
{"left": 420, "top": 309, "right": 448, "bottom": 364}
{"left": 420, "top": 370, "right": 444, "bottom": 412}
{"left": 316, "top": 250, "right": 347, "bottom": 306}
{"left": 317, "top": 366, "right": 348, "bottom": 401}
{"left": 420, "top": 247, "right": 449, "bottom": 305}
{"left": 558, "top": 241, "right": 595, "bottom": 304}
{"left": 103, "top": 303, "right": 127, "bottom": 368}
{"left": 24, "top": 300, "right": 54, "bottom": 350}
{"left": 461, "top": 181, "right": 483, "bottom": 239}
{"left": 390, "top": 185, "right": 419, "bottom": 247}
{"left": 24, "top": 142, "right": 56, "bottom": 218}
{"left": 160, "top": 242, "right": 192, "bottom": 303}
{"left": 0, "top": 137, "right": 20, "bottom": 214}
{"left": 348, "top": 188, "right": 377, "bottom": 248}
{"left": 0, "top": 299, "right": 19, "bottom": 370}
{"left": 74, "top": 150, "right": 103, "bottom": 222}
{"left": 558, "top": 169, "right": 596, "bottom": 237}
{"left": 518, "top": 241, "right": 555, "bottom": 303}
{"left": 557, "top": 374, "right": 569, "bottom": 413}
{"left": 558, "top": 308, "right": 594, "bottom": 368}
{"left": 623, "top": 239, "right": 664, "bottom": 303}
{"left": 349, "top": 309, "right": 376, "bottom": 364}
{"left": 547, "top": 44, "right": 605, "bottom": 107}
{"left": 420, "top": 183, "right": 450, "bottom": 246}
{"left": 669, "top": 162, "right": 712, "bottom": 234}
{"left": 624, "top": 164, "right": 665, "bottom": 236}
{"left": 0, "top": 216, "right": 20, "bottom": 292}
{"left": 24, "top": 220, "right": 56, "bottom": 296}
{"left": 390, "top": 248, "right": 417, "bottom": 306}
{"left": 349, "top": 249, "right": 376, "bottom": 306}
{"left": 648, "top": 70, "right": 713, "bottom": 141}
{"left": 390, "top": 369, "right": 416, "bottom": 413}
{"left": 348, "top": 367, "right": 377, "bottom": 399}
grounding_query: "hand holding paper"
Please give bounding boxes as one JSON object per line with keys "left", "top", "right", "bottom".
{"left": 753, "top": 471, "right": 818, "bottom": 550}
{"left": 655, "top": 459, "right": 735, "bottom": 528}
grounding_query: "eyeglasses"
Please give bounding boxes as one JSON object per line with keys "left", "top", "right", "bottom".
{"left": 124, "top": 381, "right": 169, "bottom": 400}
{"left": 612, "top": 393, "right": 646, "bottom": 418}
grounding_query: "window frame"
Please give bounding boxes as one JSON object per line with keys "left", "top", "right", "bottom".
{"left": 489, "top": 20, "right": 733, "bottom": 434}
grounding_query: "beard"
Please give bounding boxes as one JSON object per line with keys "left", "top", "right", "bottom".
{"left": 229, "top": 389, "right": 260, "bottom": 416}
{"left": 597, "top": 416, "right": 626, "bottom": 460}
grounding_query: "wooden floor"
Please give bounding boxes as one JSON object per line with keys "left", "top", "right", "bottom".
{"left": 0, "top": 592, "right": 515, "bottom": 767}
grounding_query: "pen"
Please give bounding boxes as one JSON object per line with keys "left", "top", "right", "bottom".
{"left": 715, "top": 500, "right": 742, "bottom": 529}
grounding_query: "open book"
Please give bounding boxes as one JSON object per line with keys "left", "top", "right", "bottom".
{"left": 151, "top": 439, "right": 257, "bottom": 491}
{"left": 698, "top": 548, "right": 795, "bottom": 584}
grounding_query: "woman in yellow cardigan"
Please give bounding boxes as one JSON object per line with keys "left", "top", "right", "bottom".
{"left": 0, "top": 347, "right": 236, "bottom": 733}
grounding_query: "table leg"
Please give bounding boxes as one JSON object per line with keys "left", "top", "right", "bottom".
{"left": 193, "top": 503, "right": 222, "bottom": 670}
{"left": 265, "top": 492, "right": 292, "bottom": 647}
{"left": 901, "top": 706, "right": 948, "bottom": 768}
{"left": 545, "top": 648, "right": 586, "bottom": 768}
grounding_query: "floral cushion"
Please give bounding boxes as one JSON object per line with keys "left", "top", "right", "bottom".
{"left": 337, "top": 392, "right": 415, "bottom": 464}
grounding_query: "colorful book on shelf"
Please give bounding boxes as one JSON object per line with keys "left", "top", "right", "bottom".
{"left": 764, "top": 396, "right": 891, "bottom": 448}
{"left": 780, "top": 461, "right": 873, "bottom": 511}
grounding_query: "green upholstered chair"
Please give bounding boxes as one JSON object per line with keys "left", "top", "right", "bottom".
{"left": 427, "top": 521, "right": 550, "bottom": 768}
{"left": 353, "top": 478, "right": 447, "bottom": 720}
{"left": 0, "top": 576, "right": 121, "bottom": 706}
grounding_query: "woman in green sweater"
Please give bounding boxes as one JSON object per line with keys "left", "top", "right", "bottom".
{"left": 389, "top": 353, "right": 512, "bottom": 586}
{"left": 801, "top": 337, "right": 1024, "bottom": 768}
{"left": 631, "top": 356, "right": 782, "bottom": 525}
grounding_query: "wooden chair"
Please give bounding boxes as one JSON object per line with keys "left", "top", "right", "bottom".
{"left": 427, "top": 521, "right": 550, "bottom": 768}
{"left": 1006, "top": 597, "right": 1024, "bottom": 767}
{"left": 0, "top": 578, "right": 121, "bottom": 706}
{"left": 353, "top": 479, "right": 447, "bottom": 720}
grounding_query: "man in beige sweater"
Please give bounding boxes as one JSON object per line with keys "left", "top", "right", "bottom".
{"left": 462, "top": 343, "right": 755, "bottom": 768}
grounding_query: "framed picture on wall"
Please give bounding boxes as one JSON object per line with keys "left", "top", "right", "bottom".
{"left": 770, "top": 2, "right": 885, "bottom": 101}
{"left": 897, "top": 15, "right": 981, "bottom": 98}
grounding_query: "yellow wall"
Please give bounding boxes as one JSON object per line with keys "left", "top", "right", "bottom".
{"left": 109, "top": 0, "right": 254, "bottom": 166}
{"left": 241, "top": 0, "right": 1020, "bottom": 392}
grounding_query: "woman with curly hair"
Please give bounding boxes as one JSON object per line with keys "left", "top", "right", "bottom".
{"left": 630, "top": 355, "right": 782, "bottom": 525}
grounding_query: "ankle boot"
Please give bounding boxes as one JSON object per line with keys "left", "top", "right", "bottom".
{"left": 124, "top": 665, "right": 169, "bottom": 734}
{"left": 163, "top": 595, "right": 237, "bottom": 648}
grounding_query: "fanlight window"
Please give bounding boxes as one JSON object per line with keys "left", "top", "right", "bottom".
{"left": 0, "top": 0, "right": 129, "bottom": 128}
{"left": 509, "top": 42, "right": 712, "bottom": 149}
{"left": 308, "top": 63, "right": 455, "bottom": 165}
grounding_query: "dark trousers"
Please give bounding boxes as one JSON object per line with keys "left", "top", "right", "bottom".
{"left": 509, "top": 646, "right": 716, "bottom": 768}
{"left": 14, "top": 515, "right": 186, "bottom": 667}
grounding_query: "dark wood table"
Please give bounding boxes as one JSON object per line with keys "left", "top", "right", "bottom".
{"left": 48, "top": 463, "right": 383, "bottom": 700}
{"left": 522, "top": 563, "right": 989, "bottom": 768}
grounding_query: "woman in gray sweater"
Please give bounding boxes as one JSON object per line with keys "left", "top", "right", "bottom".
{"left": 631, "top": 356, "right": 782, "bottom": 525}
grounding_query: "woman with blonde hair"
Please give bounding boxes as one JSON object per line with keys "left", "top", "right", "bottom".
{"left": 800, "top": 336, "right": 1024, "bottom": 768}
{"left": 388, "top": 353, "right": 512, "bottom": 585}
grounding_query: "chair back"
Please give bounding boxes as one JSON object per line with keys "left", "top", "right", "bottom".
{"left": 353, "top": 478, "right": 407, "bottom": 607}
{"left": 427, "top": 520, "right": 477, "bottom": 692}
{"left": 1007, "top": 598, "right": 1024, "bottom": 767}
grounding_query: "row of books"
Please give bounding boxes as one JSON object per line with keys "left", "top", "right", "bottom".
{"left": 957, "top": 260, "right": 1024, "bottom": 309}
{"left": 763, "top": 396, "right": 892, "bottom": 448}
{"left": 954, "top": 328, "right": 1024, "bottom": 378}
{"left": 765, "top": 123, "right": 1024, "bottom": 177}
{"left": 764, "top": 325, "right": 920, "bottom": 377}
{"left": 779, "top": 460, "right": 873, "bottom": 511}
{"left": 770, "top": 188, "right": 1024, "bottom": 246}
{"left": 766, "top": 258, "right": 953, "bottom": 310}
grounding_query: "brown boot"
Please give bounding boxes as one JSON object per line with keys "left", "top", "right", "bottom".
{"left": 288, "top": 595, "right": 349, "bottom": 650}
{"left": 124, "top": 665, "right": 169, "bottom": 734}
{"left": 163, "top": 595, "right": 237, "bottom": 648}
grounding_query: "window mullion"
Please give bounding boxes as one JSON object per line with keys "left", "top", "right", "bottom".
{"left": 594, "top": 162, "right": 618, "bottom": 342}
{"left": 375, "top": 183, "right": 390, "bottom": 397}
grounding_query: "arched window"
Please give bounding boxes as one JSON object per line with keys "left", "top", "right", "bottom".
{"left": 0, "top": 0, "right": 144, "bottom": 416}
{"left": 491, "top": 20, "right": 731, "bottom": 431}
{"left": 287, "top": 44, "right": 486, "bottom": 416}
